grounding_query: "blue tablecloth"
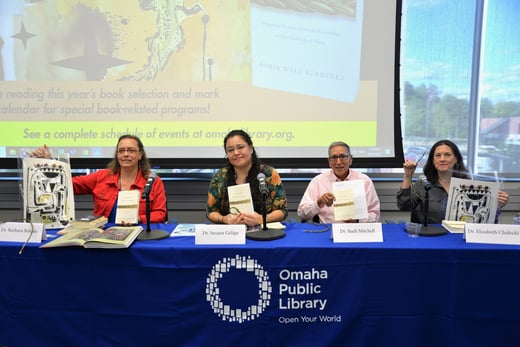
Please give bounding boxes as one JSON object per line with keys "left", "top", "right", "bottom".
{"left": 1, "top": 223, "right": 519, "bottom": 347}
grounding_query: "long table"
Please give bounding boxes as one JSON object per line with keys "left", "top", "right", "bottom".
{"left": 1, "top": 223, "right": 519, "bottom": 347}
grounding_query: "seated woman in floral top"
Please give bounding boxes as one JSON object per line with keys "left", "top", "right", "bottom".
{"left": 206, "top": 129, "right": 288, "bottom": 227}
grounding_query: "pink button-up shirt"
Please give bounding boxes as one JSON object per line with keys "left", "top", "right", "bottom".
{"left": 297, "top": 169, "right": 380, "bottom": 223}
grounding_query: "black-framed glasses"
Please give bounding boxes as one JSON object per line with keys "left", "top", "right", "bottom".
{"left": 328, "top": 154, "right": 350, "bottom": 162}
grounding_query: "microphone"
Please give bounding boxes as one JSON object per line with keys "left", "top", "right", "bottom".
{"left": 416, "top": 174, "right": 447, "bottom": 236}
{"left": 419, "top": 175, "right": 433, "bottom": 191}
{"left": 137, "top": 171, "right": 169, "bottom": 241}
{"left": 257, "top": 172, "right": 268, "bottom": 196}
{"left": 246, "top": 172, "right": 286, "bottom": 241}
{"left": 142, "top": 172, "right": 157, "bottom": 199}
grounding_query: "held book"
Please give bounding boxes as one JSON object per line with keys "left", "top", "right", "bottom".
{"left": 227, "top": 183, "right": 254, "bottom": 214}
{"left": 445, "top": 177, "right": 499, "bottom": 224}
{"left": 332, "top": 180, "right": 368, "bottom": 221}
{"left": 115, "top": 190, "right": 140, "bottom": 224}
{"left": 40, "top": 225, "right": 143, "bottom": 249}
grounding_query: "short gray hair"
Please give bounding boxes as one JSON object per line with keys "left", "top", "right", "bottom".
{"left": 328, "top": 141, "right": 351, "bottom": 155}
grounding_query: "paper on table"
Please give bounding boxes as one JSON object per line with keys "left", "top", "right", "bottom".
{"left": 227, "top": 183, "right": 254, "bottom": 214}
{"left": 170, "top": 224, "right": 196, "bottom": 237}
{"left": 332, "top": 180, "right": 368, "bottom": 221}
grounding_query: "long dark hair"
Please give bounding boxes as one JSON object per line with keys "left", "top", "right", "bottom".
{"left": 423, "top": 139, "right": 469, "bottom": 183}
{"left": 107, "top": 134, "right": 151, "bottom": 178}
{"left": 222, "top": 129, "right": 264, "bottom": 213}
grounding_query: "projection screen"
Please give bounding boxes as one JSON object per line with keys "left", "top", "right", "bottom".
{"left": 0, "top": 0, "right": 402, "bottom": 169}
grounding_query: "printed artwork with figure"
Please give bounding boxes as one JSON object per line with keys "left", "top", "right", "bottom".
{"left": 23, "top": 157, "right": 75, "bottom": 229}
{"left": 445, "top": 177, "right": 499, "bottom": 224}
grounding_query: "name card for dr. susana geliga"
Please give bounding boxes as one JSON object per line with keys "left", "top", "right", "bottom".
{"left": 332, "top": 223, "right": 383, "bottom": 243}
{"left": 195, "top": 224, "right": 246, "bottom": 245}
{"left": 465, "top": 223, "right": 520, "bottom": 245}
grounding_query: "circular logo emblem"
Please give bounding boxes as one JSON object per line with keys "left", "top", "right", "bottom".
{"left": 206, "top": 255, "right": 271, "bottom": 323}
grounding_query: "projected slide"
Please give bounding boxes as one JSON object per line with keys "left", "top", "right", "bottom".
{"left": 0, "top": 0, "right": 399, "bottom": 165}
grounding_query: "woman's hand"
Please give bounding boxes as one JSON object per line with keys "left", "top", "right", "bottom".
{"left": 401, "top": 160, "right": 418, "bottom": 189}
{"left": 30, "top": 144, "right": 51, "bottom": 159}
{"left": 240, "top": 212, "right": 263, "bottom": 227}
{"left": 403, "top": 160, "right": 417, "bottom": 179}
{"left": 498, "top": 190, "right": 509, "bottom": 208}
{"left": 222, "top": 213, "right": 243, "bottom": 225}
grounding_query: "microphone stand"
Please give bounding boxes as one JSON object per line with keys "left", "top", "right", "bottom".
{"left": 246, "top": 192, "right": 285, "bottom": 241}
{"left": 137, "top": 194, "right": 170, "bottom": 240}
{"left": 420, "top": 186, "right": 447, "bottom": 236}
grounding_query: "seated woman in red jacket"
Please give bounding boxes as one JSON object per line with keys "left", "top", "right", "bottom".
{"left": 32, "top": 134, "right": 167, "bottom": 224}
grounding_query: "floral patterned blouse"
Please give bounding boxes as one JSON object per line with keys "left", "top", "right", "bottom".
{"left": 206, "top": 165, "right": 288, "bottom": 219}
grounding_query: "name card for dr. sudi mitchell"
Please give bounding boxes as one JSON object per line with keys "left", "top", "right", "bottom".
{"left": 465, "top": 223, "right": 520, "bottom": 245}
{"left": 0, "top": 222, "right": 46, "bottom": 243}
{"left": 332, "top": 223, "right": 383, "bottom": 243}
{"left": 195, "top": 224, "right": 246, "bottom": 245}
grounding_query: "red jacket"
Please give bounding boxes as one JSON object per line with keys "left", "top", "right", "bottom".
{"left": 72, "top": 169, "right": 167, "bottom": 223}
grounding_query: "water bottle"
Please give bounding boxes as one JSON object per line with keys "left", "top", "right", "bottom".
{"left": 513, "top": 213, "right": 520, "bottom": 225}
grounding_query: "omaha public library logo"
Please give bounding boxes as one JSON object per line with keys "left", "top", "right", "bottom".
{"left": 206, "top": 255, "right": 271, "bottom": 323}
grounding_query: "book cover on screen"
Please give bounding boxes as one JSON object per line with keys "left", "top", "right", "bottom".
{"left": 40, "top": 225, "right": 143, "bottom": 249}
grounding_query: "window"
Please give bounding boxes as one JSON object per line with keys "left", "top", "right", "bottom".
{"left": 401, "top": 0, "right": 520, "bottom": 177}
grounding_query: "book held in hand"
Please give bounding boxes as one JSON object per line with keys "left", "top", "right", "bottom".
{"left": 40, "top": 225, "right": 143, "bottom": 249}
{"left": 115, "top": 190, "right": 140, "bottom": 224}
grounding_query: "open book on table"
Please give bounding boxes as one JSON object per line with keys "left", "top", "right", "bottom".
{"left": 57, "top": 216, "right": 108, "bottom": 235}
{"left": 41, "top": 225, "right": 143, "bottom": 249}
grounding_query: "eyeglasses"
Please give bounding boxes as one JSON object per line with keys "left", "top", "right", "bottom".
{"left": 229, "top": 207, "right": 241, "bottom": 215}
{"left": 117, "top": 148, "right": 139, "bottom": 154}
{"left": 226, "top": 144, "right": 248, "bottom": 154}
{"left": 328, "top": 154, "right": 350, "bottom": 162}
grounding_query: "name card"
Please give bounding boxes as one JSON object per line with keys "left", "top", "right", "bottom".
{"left": 465, "top": 223, "right": 520, "bottom": 245}
{"left": 195, "top": 224, "right": 246, "bottom": 245}
{"left": 0, "top": 222, "right": 46, "bottom": 243}
{"left": 332, "top": 223, "right": 383, "bottom": 243}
